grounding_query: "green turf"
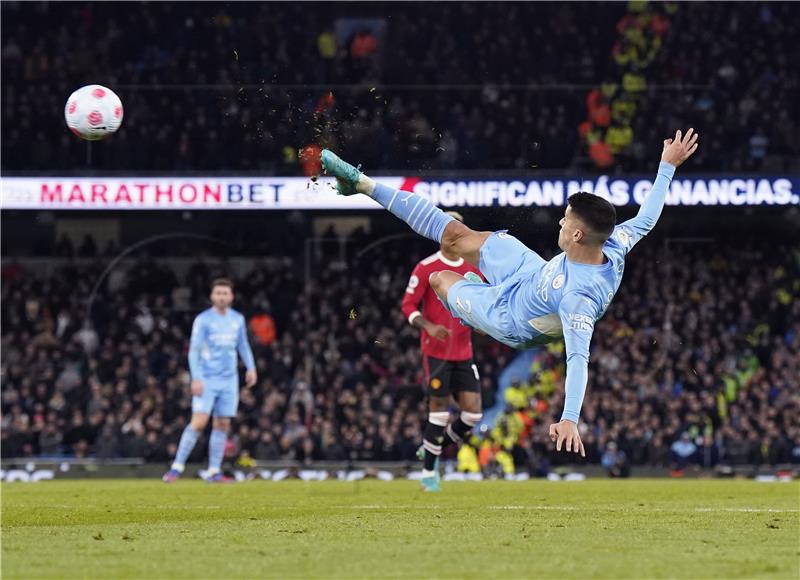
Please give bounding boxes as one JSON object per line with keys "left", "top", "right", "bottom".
{"left": 1, "top": 479, "right": 798, "bottom": 579}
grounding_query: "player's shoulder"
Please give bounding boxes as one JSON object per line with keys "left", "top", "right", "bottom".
{"left": 196, "top": 307, "right": 214, "bottom": 320}
{"left": 228, "top": 307, "right": 246, "bottom": 321}
{"left": 605, "top": 225, "right": 635, "bottom": 254}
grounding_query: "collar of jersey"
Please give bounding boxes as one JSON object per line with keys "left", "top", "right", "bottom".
{"left": 437, "top": 252, "right": 464, "bottom": 267}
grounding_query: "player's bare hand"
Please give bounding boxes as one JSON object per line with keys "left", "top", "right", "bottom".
{"left": 245, "top": 369, "right": 257, "bottom": 388}
{"left": 549, "top": 420, "right": 586, "bottom": 457}
{"left": 661, "top": 128, "right": 699, "bottom": 167}
{"left": 190, "top": 379, "right": 204, "bottom": 396}
{"left": 425, "top": 323, "right": 451, "bottom": 341}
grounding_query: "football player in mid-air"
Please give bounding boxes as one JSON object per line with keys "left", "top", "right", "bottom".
{"left": 163, "top": 278, "right": 257, "bottom": 483}
{"left": 321, "top": 129, "right": 699, "bottom": 456}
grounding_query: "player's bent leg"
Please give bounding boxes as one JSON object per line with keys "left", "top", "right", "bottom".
{"left": 440, "top": 221, "right": 492, "bottom": 268}
{"left": 429, "top": 270, "right": 467, "bottom": 303}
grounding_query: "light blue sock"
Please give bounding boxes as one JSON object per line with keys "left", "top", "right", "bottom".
{"left": 372, "top": 183, "right": 455, "bottom": 243}
{"left": 172, "top": 425, "right": 200, "bottom": 470}
{"left": 208, "top": 429, "right": 227, "bottom": 472}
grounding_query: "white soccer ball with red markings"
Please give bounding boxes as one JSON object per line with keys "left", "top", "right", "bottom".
{"left": 64, "top": 85, "right": 123, "bottom": 141}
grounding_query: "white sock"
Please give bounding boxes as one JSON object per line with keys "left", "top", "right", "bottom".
{"left": 206, "top": 467, "right": 220, "bottom": 476}
{"left": 171, "top": 462, "right": 185, "bottom": 473}
{"left": 422, "top": 469, "right": 436, "bottom": 478}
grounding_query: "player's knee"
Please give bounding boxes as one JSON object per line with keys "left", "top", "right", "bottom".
{"left": 461, "top": 411, "right": 483, "bottom": 427}
{"left": 190, "top": 414, "right": 209, "bottom": 431}
{"left": 440, "top": 220, "right": 470, "bottom": 252}
{"left": 429, "top": 271, "right": 446, "bottom": 296}
{"left": 428, "top": 396, "right": 449, "bottom": 413}
{"left": 212, "top": 417, "right": 231, "bottom": 432}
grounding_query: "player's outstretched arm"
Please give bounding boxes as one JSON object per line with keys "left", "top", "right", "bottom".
{"left": 321, "top": 150, "right": 491, "bottom": 266}
{"left": 623, "top": 129, "right": 699, "bottom": 240}
{"left": 549, "top": 292, "right": 598, "bottom": 457}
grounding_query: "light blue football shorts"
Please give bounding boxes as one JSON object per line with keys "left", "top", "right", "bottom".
{"left": 191, "top": 375, "right": 239, "bottom": 417}
{"left": 445, "top": 231, "right": 547, "bottom": 349}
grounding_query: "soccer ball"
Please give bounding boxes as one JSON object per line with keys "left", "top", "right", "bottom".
{"left": 64, "top": 85, "right": 124, "bottom": 141}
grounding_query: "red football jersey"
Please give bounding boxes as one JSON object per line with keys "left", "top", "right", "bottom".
{"left": 401, "top": 251, "right": 483, "bottom": 361}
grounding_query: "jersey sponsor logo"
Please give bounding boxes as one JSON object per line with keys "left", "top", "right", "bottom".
{"left": 497, "top": 232, "right": 512, "bottom": 239}
{"left": 567, "top": 312, "right": 594, "bottom": 332}
{"left": 552, "top": 274, "right": 565, "bottom": 289}
{"left": 455, "top": 297, "right": 472, "bottom": 314}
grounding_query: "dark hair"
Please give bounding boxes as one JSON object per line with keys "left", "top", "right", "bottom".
{"left": 567, "top": 192, "right": 616, "bottom": 241}
{"left": 211, "top": 277, "right": 234, "bottom": 292}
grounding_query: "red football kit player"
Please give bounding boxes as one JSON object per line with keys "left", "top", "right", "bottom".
{"left": 401, "top": 212, "right": 484, "bottom": 484}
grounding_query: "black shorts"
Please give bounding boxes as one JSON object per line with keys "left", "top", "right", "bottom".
{"left": 423, "top": 356, "right": 481, "bottom": 398}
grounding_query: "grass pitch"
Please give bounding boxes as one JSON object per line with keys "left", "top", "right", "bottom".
{"left": 1, "top": 479, "right": 798, "bottom": 579}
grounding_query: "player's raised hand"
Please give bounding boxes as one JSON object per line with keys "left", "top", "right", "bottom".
{"left": 661, "top": 128, "right": 699, "bottom": 167}
{"left": 549, "top": 420, "right": 586, "bottom": 457}
{"left": 190, "top": 379, "right": 204, "bottom": 396}
{"left": 245, "top": 369, "right": 258, "bottom": 388}
{"left": 424, "top": 322, "right": 452, "bottom": 341}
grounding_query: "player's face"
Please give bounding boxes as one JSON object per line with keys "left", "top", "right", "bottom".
{"left": 558, "top": 206, "right": 581, "bottom": 251}
{"left": 210, "top": 286, "right": 234, "bottom": 309}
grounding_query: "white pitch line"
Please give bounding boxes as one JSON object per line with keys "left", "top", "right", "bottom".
{"left": 337, "top": 505, "right": 799, "bottom": 514}
{"left": 487, "top": 506, "right": 799, "bottom": 514}
{"left": 11, "top": 504, "right": 223, "bottom": 509}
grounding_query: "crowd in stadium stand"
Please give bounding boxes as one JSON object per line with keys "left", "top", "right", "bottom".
{"left": 2, "top": 2, "right": 798, "bottom": 173}
{"left": 2, "top": 235, "right": 798, "bottom": 474}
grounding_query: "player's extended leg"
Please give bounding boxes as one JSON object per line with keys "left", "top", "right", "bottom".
{"left": 321, "top": 150, "right": 493, "bottom": 267}
{"left": 163, "top": 412, "right": 209, "bottom": 483}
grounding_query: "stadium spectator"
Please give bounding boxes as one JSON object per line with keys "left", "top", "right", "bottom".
{"left": 2, "top": 2, "right": 798, "bottom": 173}
{"left": 601, "top": 441, "right": 631, "bottom": 478}
{"left": 670, "top": 433, "right": 697, "bottom": 473}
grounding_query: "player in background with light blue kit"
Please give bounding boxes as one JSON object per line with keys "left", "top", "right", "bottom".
{"left": 163, "top": 278, "right": 257, "bottom": 483}
{"left": 321, "top": 129, "right": 699, "bottom": 460}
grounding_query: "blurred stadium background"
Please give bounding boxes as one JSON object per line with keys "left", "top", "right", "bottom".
{"left": 1, "top": 0, "right": 799, "bottom": 485}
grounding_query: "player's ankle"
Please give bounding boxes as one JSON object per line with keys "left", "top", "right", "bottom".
{"left": 171, "top": 462, "right": 185, "bottom": 473}
{"left": 357, "top": 174, "right": 376, "bottom": 196}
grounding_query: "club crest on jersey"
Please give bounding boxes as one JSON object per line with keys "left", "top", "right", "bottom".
{"left": 552, "top": 274, "right": 565, "bottom": 289}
